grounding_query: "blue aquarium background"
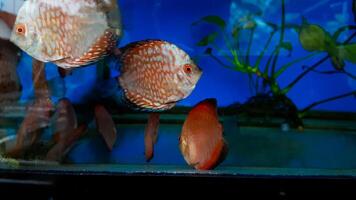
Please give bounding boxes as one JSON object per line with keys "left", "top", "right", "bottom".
{"left": 3, "top": 0, "right": 356, "bottom": 170}
{"left": 16, "top": 0, "right": 356, "bottom": 111}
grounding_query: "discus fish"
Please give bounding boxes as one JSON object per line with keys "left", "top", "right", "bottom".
{"left": 179, "top": 98, "right": 228, "bottom": 170}
{"left": 10, "top": 0, "right": 122, "bottom": 68}
{"left": 117, "top": 40, "right": 202, "bottom": 112}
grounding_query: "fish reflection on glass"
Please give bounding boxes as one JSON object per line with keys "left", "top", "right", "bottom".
{"left": 6, "top": 59, "right": 53, "bottom": 158}
{"left": 46, "top": 98, "right": 76, "bottom": 161}
{"left": 51, "top": 98, "right": 78, "bottom": 142}
{"left": 46, "top": 124, "right": 87, "bottom": 161}
{"left": 10, "top": 0, "right": 122, "bottom": 69}
{"left": 179, "top": 98, "right": 228, "bottom": 170}
{"left": 0, "top": 11, "right": 21, "bottom": 111}
{"left": 0, "top": 11, "right": 17, "bottom": 39}
{"left": 7, "top": 98, "right": 53, "bottom": 158}
{"left": 116, "top": 40, "right": 203, "bottom": 112}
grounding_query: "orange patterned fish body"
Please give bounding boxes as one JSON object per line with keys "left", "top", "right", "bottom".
{"left": 10, "top": 0, "right": 121, "bottom": 68}
{"left": 118, "top": 40, "right": 202, "bottom": 112}
{"left": 179, "top": 98, "right": 227, "bottom": 170}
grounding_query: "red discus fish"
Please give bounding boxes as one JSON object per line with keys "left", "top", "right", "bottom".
{"left": 179, "top": 98, "right": 228, "bottom": 170}
{"left": 10, "top": 0, "right": 122, "bottom": 68}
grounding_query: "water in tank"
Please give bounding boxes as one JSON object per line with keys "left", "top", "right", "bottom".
{"left": 0, "top": 0, "right": 355, "bottom": 177}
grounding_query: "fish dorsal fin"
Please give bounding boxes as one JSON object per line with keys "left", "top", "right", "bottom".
{"left": 119, "top": 39, "right": 167, "bottom": 74}
{"left": 119, "top": 39, "right": 166, "bottom": 60}
{"left": 101, "top": 0, "right": 122, "bottom": 35}
{"left": 89, "top": 0, "right": 122, "bottom": 35}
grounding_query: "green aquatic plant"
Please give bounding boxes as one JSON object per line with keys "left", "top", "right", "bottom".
{"left": 194, "top": 0, "right": 356, "bottom": 128}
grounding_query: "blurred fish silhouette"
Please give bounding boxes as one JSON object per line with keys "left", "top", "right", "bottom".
{"left": 46, "top": 124, "right": 87, "bottom": 161}
{"left": 46, "top": 98, "right": 78, "bottom": 161}
{"left": 0, "top": 11, "right": 17, "bottom": 39}
{"left": 10, "top": 0, "right": 122, "bottom": 69}
{"left": 115, "top": 40, "right": 203, "bottom": 161}
{"left": 6, "top": 59, "right": 54, "bottom": 158}
{"left": 0, "top": 12, "right": 21, "bottom": 110}
{"left": 179, "top": 98, "right": 228, "bottom": 170}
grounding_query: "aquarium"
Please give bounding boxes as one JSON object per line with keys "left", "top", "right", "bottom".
{"left": 0, "top": 0, "right": 356, "bottom": 189}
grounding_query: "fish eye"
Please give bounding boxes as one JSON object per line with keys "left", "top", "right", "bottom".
{"left": 183, "top": 64, "right": 193, "bottom": 74}
{"left": 15, "top": 24, "right": 26, "bottom": 36}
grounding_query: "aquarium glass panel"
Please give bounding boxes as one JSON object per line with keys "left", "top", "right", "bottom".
{"left": 0, "top": 0, "right": 355, "bottom": 177}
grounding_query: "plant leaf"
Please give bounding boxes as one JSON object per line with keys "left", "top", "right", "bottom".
{"left": 193, "top": 15, "right": 226, "bottom": 29}
{"left": 196, "top": 32, "right": 218, "bottom": 46}
{"left": 299, "top": 23, "right": 328, "bottom": 51}
{"left": 337, "top": 43, "right": 356, "bottom": 63}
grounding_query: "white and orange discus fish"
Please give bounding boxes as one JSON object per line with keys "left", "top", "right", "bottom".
{"left": 117, "top": 40, "right": 203, "bottom": 112}
{"left": 179, "top": 98, "right": 228, "bottom": 170}
{"left": 10, "top": 0, "right": 122, "bottom": 69}
{"left": 115, "top": 40, "right": 202, "bottom": 161}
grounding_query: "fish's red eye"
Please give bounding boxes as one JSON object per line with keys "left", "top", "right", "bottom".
{"left": 183, "top": 64, "right": 193, "bottom": 74}
{"left": 15, "top": 24, "right": 26, "bottom": 36}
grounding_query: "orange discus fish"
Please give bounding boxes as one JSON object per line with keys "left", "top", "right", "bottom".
{"left": 10, "top": 0, "right": 122, "bottom": 68}
{"left": 179, "top": 98, "right": 228, "bottom": 170}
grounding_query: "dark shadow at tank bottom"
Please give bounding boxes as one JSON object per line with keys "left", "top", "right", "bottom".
{"left": 1, "top": 171, "right": 356, "bottom": 198}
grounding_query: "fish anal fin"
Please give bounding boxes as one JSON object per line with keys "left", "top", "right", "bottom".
{"left": 95, "top": 105, "right": 117, "bottom": 151}
{"left": 144, "top": 113, "right": 160, "bottom": 162}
